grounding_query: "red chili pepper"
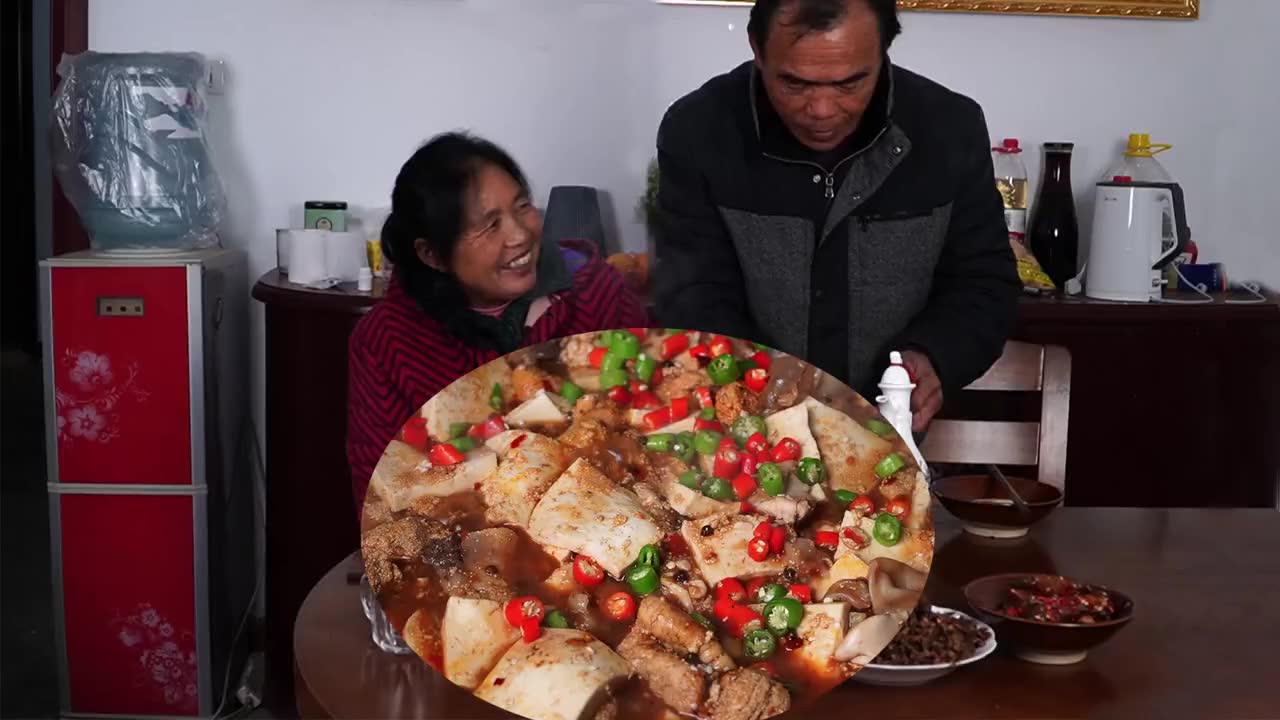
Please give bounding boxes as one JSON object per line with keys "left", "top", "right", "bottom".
{"left": 651, "top": 365, "right": 664, "bottom": 387}
{"left": 755, "top": 449, "right": 774, "bottom": 467}
{"left": 747, "top": 537, "right": 770, "bottom": 562}
{"left": 662, "top": 333, "right": 690, "bottom": 361}
{"left": 709, "top": 336, "right": 734, "bottom": 359}
{"left": 664, "top": 532, "right": 689, "bottom": 557}
{"left": 842, "top": 527, "right": 869, "bottom": 549}
{"left": 589, "top": 346, "right": 608, "bottom": 369}
{"left": 741, "top": 453, "right": 759, "bottom": 477}
{"left": 771, "top": 438, "right": 801, "bottom": 463}
{"left": 642, "top": 407, "right": 672, "bottom": 432}
{"left": 713, "top": 596, "right": 738, "bottom": 622}
{"left": 753, "top": 521, "right": 773, "bottom": 540}
{"left": 769, "top": 526, "right": 787, "bottom": 555}
{"left": 751, "top": 351, "right": 772, "bottom": 372}
{"left": 713, "top": 446, "right": 743, "bottom": 479}
{"left": 746, "top": 577, "right": 768, "bottom": 600}
{"left": 468, "top": 414, "right": 507, "bottom": 442}
{"left": 715, "top": 578, "right": 747, "bottom": 603}
{"left": 744, "top": 367, "right": 769, "bottom": 393}
{"left": 632, "top": 390, "right": 661, "bottom": 410}
{"left": 504, "top": 596, "right": 545, "bottom": 628}
{"left": 694, "top": 418, "right": 725, "bottom": 433}
{"left": 851, "top": 495, "right": 876, "bottom": 515}
{"left": 607, "top": 386, "right": 632, "bottom": 405}
{"left": 429, "top": 443, "right": 465, "bottom": 466}
{"left": 740, "top": 501, "right": 755, "bottom": 514}
{"left": 402, "top": 417, "right": 429, "bottom": 450}
{"left": 696, "top": 387, "right": 714, "bottom": 408}
{"left": 520, "top": 616, "right": 542, "bottom": 643}
{"left": 629, "top": 379, "right": 646, "bottom": 393}
{"left": 727, "top": 605, "right": 764, "bottom": 638}
{"left": 815, "top": 531, "right": 839, "bottom": 549}
{"left": 572, "top": 555, "right": 605, "bottom": 587}
{"left": 887, "top": 497, "right": 910, "bottom": 519}
{"left": 604, "top": 592, "right": 637, "bottom": 622}
{"left": 788, "top": 584, "right": 812, "bottom": 603}
{"left": 732, "top": 474, "right": 757, "bottom": 500}
{"left": 627, "top": 328, "right": 647, "bottom": 340}
{"left": 719, "top": 436, "right": 738, "bottom": 451}
{"left": 690, "top": 344, "right": 712, "bottom": 361}
{"left": 670, "top": 397, "right": 690, "bottom": 422}
{"left": 510, "top": 433, "right": 527, "bottom": 449}
{"left": 745, "top": 432, "right": 769, "bottom": 455}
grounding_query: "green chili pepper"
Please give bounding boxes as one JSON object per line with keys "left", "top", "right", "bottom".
{"left": 672, "top": 432, "right": 697, "bottom": 463}
{"left": 873, "top": 512, "right": 902, "bottom": 546}
{"left": 635, "top": 544, "right": 661, "bottom": 569}
{"left": 625, "top": 564, "right": 659, "bottom": 595}
{"left": 757, "top": 463, "right": 785, "bottom": 496}
{"left": 690, "top": 612, "right": 713, "bottom": 630}
{"left": 701, "top": 476, "right": 736, "bottom": 502}
{"left": 753, "top": 342, "right": 771, "bottom": 352}
{"left": 679, "top": 470, "right": 703, "bottom": 490}
{"left": 543, "top": 609, "right": 569, "bottom": 629}
{"left": 865, "top": 418, "right": 895, "bottom": 437}
{"left": 600, "top": 368, "right": 629, "bottom": 389}
{"left": 489, "top": 383, "right": 504, "bottom": 412}
{"left": 600, "top": 351, "right": 626, "bottom": 373}
{"left": 738, "top": 358, "right": 758, "bottom": 372}
{"left": 448, "top": 422, "right": 470, "bottom": 439}
{"left": 699, "top": 406, "right": 717, "bottom": 421}
{"left": 646, "top": 433, "right": 674, "bottom": 453}
{"left": 635, "top": 353, "right": 657, "bottom": 383}
{"left": 694, "top": 429, "right": 723, "bottom": 456}
{"left": 743, "top": 628, "right": 777, "bottom": 660}
{"left": 730, "top": 415, "right": 768, "bottom": 445}
{"left": 763, "top": 597, "right": 804, "bottom": 636}
{"left": 447, "top": 436, "right": 475, "bottom": 453}
{"left": 610, "top": 331, "right": 641, "bottom": 360}
{"left": 874, "top": 452, "right": 906, "bottom": 479}
{"left": 707, "top": 354, "right": 741, "bottom": 385}
{"left": 756, "top": 583, "right": 787, "bottom": 604}
{"left": 666, "top": 328, "right": 686, "bottom": 335}
{"left": 797, "top": 457, "right": 826, "bottom": 486}
{"left": 833, "top": 489, "right": 857, "bottom": 507}
{"left": 597, "top": 330, "right": 622, "bottom": 348}
{"left": 559, "top": 381, "right": 584, "bottom": 403}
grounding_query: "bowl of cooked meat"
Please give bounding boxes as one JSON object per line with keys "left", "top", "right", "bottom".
{"left": 360, "top": 329, "right": 939, "bottom": 720}
{"left": 963, "top": 573, "right": 1134, "bottom": 665}
{"left": 854, "top": 604, "right": 996, "bottom": 686}
{"left": 932, "top": 473, "right": 1063, "bottom": 539}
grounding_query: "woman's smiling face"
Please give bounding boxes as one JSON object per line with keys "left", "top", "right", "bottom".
{"left": 419, "top": 163, "right": 543, "bottom": 307}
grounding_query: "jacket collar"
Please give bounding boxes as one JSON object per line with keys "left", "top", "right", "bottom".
{"left": 748, "top": 57, "right": 896, "bottom": 168}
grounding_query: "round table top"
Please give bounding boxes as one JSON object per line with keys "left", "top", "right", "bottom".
{"left": 252, "top": 269, "right": 387, "bottom": 313}
{"left": 293, "top": 507, "right": 1280, "bottom": 720}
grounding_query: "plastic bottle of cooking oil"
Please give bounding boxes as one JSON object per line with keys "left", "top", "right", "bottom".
{"left": 993, "top": 138, "right": 1029, "bottom": 245}
{"left": 993, "top": 138, "right": 1055, "bottom": 292}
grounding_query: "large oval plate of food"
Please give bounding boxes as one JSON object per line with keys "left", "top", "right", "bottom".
{"left": 853, "top": 604, "right": 996, "bottom": 686}
{"left": 360, "top": 329, "right": 936, "bottom": 720}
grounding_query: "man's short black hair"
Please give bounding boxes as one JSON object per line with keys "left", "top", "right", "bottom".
{"left": 748, "top": 0, "right": 902, "bottom": 56}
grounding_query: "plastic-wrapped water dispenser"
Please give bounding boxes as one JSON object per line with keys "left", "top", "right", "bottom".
{"left": 50, "top": 51, "right": 227, "bottom": 252}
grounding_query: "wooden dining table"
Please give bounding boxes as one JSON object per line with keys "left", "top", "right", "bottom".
{"left": 292, "top": 507, "right": 1280, "bottom": 720}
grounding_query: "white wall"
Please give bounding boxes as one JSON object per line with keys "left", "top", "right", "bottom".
{"left": 89, "top": 0, "right": 1279, "bottom": 483}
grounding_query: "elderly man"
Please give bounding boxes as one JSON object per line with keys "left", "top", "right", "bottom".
{"left": 651, "top": 0, "right": 1020, "bottom": 431}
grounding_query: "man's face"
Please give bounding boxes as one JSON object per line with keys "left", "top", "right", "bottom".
{"left": 752, "top": 0, "right": 884, "bottom": 152}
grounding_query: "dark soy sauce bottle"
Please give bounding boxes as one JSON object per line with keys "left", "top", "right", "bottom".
{"left": 1029, "top": 142, "right": 1080, "bottom": 289}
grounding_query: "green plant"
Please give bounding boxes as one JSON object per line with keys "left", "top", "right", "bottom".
{"left": 636, "top": 156, "right": 660, "bottom": 234}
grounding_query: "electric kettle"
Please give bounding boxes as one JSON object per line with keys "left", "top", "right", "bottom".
{"left": 1085, "top": 177, "right": 1189, "bottom": 302}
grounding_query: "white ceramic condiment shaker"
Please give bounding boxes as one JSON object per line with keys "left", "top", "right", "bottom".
{"left": 875, "top": 351, "right": 928, "bottom": 471}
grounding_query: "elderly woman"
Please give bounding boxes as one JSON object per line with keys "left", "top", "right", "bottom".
{"left": 347, "top": 132, "right": 649, "bottom": 513}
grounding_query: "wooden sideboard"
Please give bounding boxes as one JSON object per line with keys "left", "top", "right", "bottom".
{"left": 253, "top": 271, "right": 1279, "bottom": 711}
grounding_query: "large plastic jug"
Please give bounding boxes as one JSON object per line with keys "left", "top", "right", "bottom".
{"left": 50, "top": 52, "right": 226, "bottom": 252}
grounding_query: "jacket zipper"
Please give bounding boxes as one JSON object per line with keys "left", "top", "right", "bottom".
{"left": 761, "top": 125, "right": 890, "bottom": 201}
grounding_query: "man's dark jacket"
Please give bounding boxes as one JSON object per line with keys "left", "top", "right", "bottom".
{"left": 651, "top": 59, "right": 1021, "bottom": 400}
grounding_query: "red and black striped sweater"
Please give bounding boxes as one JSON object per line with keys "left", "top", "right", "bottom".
{"left": 346, "top": 240, "right": 650, "bottom": 514}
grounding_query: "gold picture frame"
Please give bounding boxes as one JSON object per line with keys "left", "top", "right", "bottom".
{"left": 658, "top": 0, "right": 1199, "bottom": 19}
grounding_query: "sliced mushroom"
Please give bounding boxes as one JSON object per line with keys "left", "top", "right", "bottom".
{"left": 821, "top": 578, "right": 872, "bottom": 612}
{"left": 832, "top": 613, "right": 902, "bottom": 664}
{"left": 867, "top": 557, "right": 927, "bottom": 615}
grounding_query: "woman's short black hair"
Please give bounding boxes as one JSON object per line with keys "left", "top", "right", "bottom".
{"left": 748, "top": 0, "right": 901, "bottom": 56}
{"left": 381, "top": 131, "right": 531, "bottom": 341}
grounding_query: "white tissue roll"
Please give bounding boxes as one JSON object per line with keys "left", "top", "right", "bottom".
{"left": 277, "top": 228, "right": 367, "bottom": 285}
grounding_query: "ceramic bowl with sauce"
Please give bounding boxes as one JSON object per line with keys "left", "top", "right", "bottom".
{"left": 963, "top": 573, "right": 1134, "bottom": 665}
{"left": 932, "top": 474, "right": 1063, "bottom": 539}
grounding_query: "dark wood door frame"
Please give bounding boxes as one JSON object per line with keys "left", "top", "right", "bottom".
{"left": 49, "top": 0, "right": 89, "bottom": 257}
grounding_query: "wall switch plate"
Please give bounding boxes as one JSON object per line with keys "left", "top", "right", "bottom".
{"left": 97, "top": 297, "right": 144, "bottom": 316}
{"left": 207, "top": 60, "right": 227, "bottom": 95}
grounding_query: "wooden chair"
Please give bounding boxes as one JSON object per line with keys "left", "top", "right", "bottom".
{"left": 919, "top": 341, "right": 1072, "bottom": 492}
